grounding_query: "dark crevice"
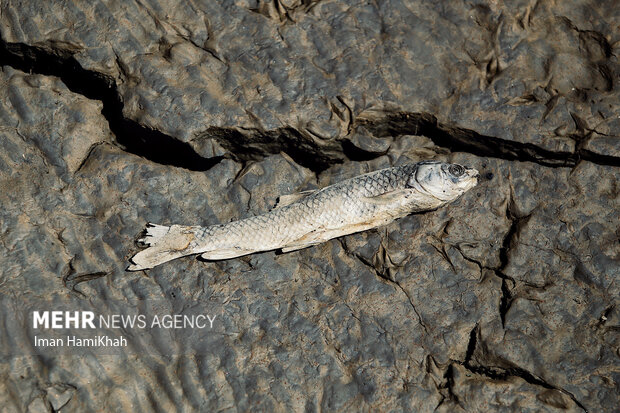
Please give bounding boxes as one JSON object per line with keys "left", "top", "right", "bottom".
{"left": 444, "top": 366, "right": 461, "bottom": 408}
{"left": 355, "top": 112, "right": 620, "bottom": 168}
{"left": 435, "top": 363, "right": 463, "bottom": 410}
{"left": 461, "top": 324, "right": 588, "bottom": 412}
{"left": 340, "top": 139, "right": 387, "bottom": 162}
{"left": 463, "top": 363, "right": 589, "bottom": 412}
{"left": 498, "top": 279, "right": 512, "bottom": 328}
{"left": 499, "top": 205, "right": 520, "bottom": 267}
{"left": 0, "top": 39, "right": 223, "bottom": 171}
{"left": 578, "top": 149, "right": 620, "bottom": 167}
{"left": 497, "top": 211, "right": 518, "bottom": 327}
{"left": 496, "top": 199, "right": 532, "bottom": 328}
{"left": 61, "top": 257, "right": 108, "bottom": 298}
{"left": 598, "top": 305, "right": 615, "bottom": 326}
{"left": 203, "top": 126, "right": 342, "bottom": 173}
{"left": 74, "top": 141, "right": 106, "bottom": 174}
{"left": 464, "top": 324, "right": 479, "bottom": 365}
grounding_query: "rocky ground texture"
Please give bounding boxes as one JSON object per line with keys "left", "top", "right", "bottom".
{"left": 0, "top": 0, "right": 618, "bottom": 411}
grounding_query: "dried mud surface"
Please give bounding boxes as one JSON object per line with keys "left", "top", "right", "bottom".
{"left": 0, "top": 1, "right": 618, "bottom": 411}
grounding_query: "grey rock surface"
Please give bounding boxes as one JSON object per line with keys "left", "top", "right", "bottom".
{"left": 2, "top": 0, "right": 619, "bottom": 165}
{"left": 0, "top": 0, "right": 618, "bottom": 412}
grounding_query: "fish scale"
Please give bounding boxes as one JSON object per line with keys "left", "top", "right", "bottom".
{"left": 189, "top": 164, "right": 416, "bottom": 252}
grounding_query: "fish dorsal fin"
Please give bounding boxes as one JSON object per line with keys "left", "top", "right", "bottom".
{"left": 274, "top": 189, "right": 316, "bottom": 209}
{"left": 362, "top": 189, "right": 410, "bottom": 206}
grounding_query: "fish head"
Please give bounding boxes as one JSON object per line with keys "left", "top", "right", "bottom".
{"left": 408, "top": 161, "right": 479, "bottom": 202}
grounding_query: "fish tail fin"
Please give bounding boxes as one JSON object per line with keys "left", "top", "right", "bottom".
{"left": 136, "top": 223, "right": 170, "bottom": 246}
{"left": 127, "top": 223, "right": 198, "bottom": 271}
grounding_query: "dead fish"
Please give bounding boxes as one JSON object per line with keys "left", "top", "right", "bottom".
{"left": 128, "top": 161, "right": 479, "bottom": 270}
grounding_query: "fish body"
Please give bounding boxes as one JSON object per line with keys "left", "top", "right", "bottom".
{"left": 128, "top": 161, "right": 478, "bottom": 270}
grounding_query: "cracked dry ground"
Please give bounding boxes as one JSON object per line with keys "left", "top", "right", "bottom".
{"left": 0, "top": 0, "right": 618, "bottom": 412}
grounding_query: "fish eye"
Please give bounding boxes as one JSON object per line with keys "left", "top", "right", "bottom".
{"left": 448, "top": 164, "right": 465, "bottom": 177}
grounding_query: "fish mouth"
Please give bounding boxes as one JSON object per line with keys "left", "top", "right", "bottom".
{"left": 466, "top": 167, "right": 480, "bottom": 187}
{"left": 467, "top": 167, "right": 480, "bottom": 178}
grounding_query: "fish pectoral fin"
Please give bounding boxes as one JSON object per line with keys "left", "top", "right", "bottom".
{"left": 273, "top": 190, "right": 317, "bottom": 209}
{"left": 281, "top": 222, "right": 381, "bottom": 254}
{"left": 279, "top": 227, "right": 328, "bottom": 253}
{"left": 362, "top": 189, "right": 410, "bottom": 206}
{"left": 200, "top": 247, "right": 256, "bottom": 260}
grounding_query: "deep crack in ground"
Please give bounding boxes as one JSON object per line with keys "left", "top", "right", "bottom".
{"left": 356, "top": 112, "right": 620, "bottom": 168}
{"left": 461, "top": 325, "right": 589, "bottom": 412}
{"left": 0, "top": 39, "right": 337, "bottom": 172}
{"left": 2, "top": 39, "right": 619, "bottom": 174}
{"left": 0, "top": 40, "right": 227, "bottom": 171}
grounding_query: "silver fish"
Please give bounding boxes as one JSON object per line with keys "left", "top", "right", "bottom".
{"left": 128, "top": 161, "right": 478, "bottom": 270}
